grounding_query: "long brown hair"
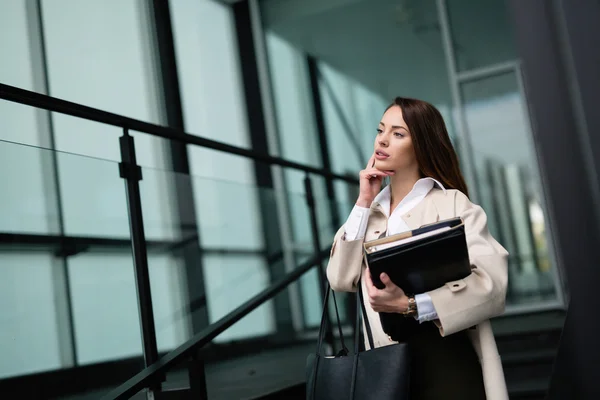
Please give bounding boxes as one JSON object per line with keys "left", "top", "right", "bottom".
{"left": 387, "top": 97, "right": 470, "bottom": 197}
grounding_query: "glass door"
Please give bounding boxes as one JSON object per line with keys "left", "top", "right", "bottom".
{"left": 438, "top": 0, "right": 565, "bottom": 310}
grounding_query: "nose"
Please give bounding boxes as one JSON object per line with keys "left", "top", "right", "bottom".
{"left": 378, "top": 137, "right": 388, "bottom": 147}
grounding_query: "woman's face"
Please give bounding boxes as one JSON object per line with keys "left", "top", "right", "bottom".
{"left": 373, "top": 105, "right": 418, "bottom": 172}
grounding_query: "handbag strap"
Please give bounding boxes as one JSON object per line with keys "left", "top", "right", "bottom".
{"left": 355, "top": 279, "right": 375, "bottom": 352}
{"left": 315, "top": 280, "right": 376, "bottom": 356}
{"left": 315, "top": 284, "right": 348, "bottom": 356}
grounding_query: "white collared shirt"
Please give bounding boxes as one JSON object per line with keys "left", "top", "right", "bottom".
{"left": 344, "top": 177, "right": 447, "bottom": 323}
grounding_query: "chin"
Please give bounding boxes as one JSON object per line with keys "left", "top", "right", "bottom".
{"left": 374, "top": 159, "right": 394, "bottom": 170}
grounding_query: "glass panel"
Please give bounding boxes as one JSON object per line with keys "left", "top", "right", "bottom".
{"left": 40, "top": 0, "right": 161, "bottom": 123}
{"left": 282, "top": 185, "right": 350, "bottom": 329}
{"left": 169, "top": 0, "right": 250, "bottom": 148}
{"left": 0, "top": 140, "right": 143, "bottom": 376}
{"left": 461, "top": 71, "right": 559, "bottom": 306}
{"left": 138, "top": 164, "right": 286, "bottom": 347}
{"left": 203, "top": 253, "right": 276, "bottom": 342}
{"left": 40, "top": 0, "right": 171, "bottom": 173}
{"left": 0, "top": 139, "right": 58, "bottom": 234}
{"left": 57, "top": 150, "right": 141, "bottom": 365}
{"left": 286, "top": 189, "right": 321, "bottom": 329}
{"left": 0, "top": 1, "right": 47, "bottom": 148}
{"left": 265, "top": 31, "right": 320, "bottom": 164}
{"left": 0, "top": 0, "right": 34, "bottom": 91}
{"left": 195, "top": 174, "right": 274, "bottom": 343}
{"left": 447, "top": 0, "right": 518, "bottom": 72}
{"left": 137, "top": 161, "right": 349, "bottom": 348}
{"left": 68, "top": 253, "right": 141, "bottom": 365}
{"left": 0, "top": 252, "right": 63, "bottom": 378}
{"left": 57, "top": 140, "right": 130, "bottom": 238}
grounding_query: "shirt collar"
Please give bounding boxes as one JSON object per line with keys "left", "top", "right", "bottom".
{"left": 371, "top": 177, "right": 447, "bottom": 211}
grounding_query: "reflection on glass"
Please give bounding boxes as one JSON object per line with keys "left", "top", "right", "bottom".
{"left": 461, "top": 72, "right": 558, "bottom": 305}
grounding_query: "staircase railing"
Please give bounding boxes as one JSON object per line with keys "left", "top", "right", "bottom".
{"left": 0, "top": 83, "right": 356, "bottom": 398}
{"left": 103, "top": 248, "right": 330, "bottom": 399}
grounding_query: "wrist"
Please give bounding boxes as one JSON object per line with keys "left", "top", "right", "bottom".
{"left": 356, "top": 198, "right": 372, "bottom": 208}
{"left": 396, "top": 296, "right": 409, "bottom": 314}
{"left": 400, "top": 296, "right": 417, "bottom": 317}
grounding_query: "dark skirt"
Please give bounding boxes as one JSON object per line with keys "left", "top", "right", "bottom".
{"left": 383, "top": 315, "right": 486, "bottom": 400}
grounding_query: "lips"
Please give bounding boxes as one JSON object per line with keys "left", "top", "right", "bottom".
{"left": 375, "top": 149, "right": 390, "bottom": 160}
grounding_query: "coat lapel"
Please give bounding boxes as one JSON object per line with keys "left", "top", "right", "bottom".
{"left": 366, "top": 202, "right": 388, "bottom": 241}
{"left": 399, "top": 192, "right": 441, "bottom": 230}
{"left": 367, "top": 189, "right": 442, "bottom": 237}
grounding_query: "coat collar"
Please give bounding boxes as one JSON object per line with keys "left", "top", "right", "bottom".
{"left": 370, "top": 187, "right": 445, "bottom": 231}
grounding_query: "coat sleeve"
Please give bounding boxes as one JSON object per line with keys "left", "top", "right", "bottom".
{"left": 428, "top": 191, "right": 509, "bottom": 336}
{"left": 325, "top": 226, "right": 365, "bottom": 292}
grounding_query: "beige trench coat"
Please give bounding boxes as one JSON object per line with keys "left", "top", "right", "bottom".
{"left": 326, "top": 188, "right": 509, "bottom": 400}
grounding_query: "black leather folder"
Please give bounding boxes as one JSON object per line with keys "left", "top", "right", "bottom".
{"left": 363, "top": 217, "right": 471, "bottom": 294}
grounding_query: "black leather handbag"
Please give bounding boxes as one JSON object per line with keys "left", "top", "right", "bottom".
{"left": 305, "top": 282, "right": 411, "bottom": 400}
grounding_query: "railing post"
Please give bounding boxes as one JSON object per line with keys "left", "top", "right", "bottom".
{"left": 304, "top": 174, "right": 335, "bottom": 353}
{"left": 188, "top": 354, "right": 208, "bottom": 400}
{"left": 119, "top": 129, "right": 160, "bottom": 383}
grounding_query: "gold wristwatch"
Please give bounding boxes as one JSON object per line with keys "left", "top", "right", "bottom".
{"left": 401, "top": 296, "right": 417, "bottom": 317}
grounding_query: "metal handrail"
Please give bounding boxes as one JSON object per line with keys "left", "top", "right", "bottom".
{"left": 102, "top": 248, "right": 331, "bottom": 400}
{"left": 0, "top": 83, "right": 356, "bottom": 184}
{"left": 0, "top": 82, "right": 346, "bottom": 398}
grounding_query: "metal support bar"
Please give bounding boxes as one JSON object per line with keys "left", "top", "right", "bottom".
{"left": 304, "top": 174, "right": 335, "bottom": 353}
{"left": 188, "top": 355, "right": 208, "bottom": 400}
{"left": 233, "top": 0, "right": 295, "bottom": 337}
{"left": 247, "top": 0, "right": 315, "bottom": 333}
{"left": 119, "top": 130, "right": 160, "bottom": 380}
{"left": 307, "top": 56, "right": 341, "bottom": 233}
{"left": 28, "top": 0, "right": 78, "bottom": 368}
{"left": 149, "top": 0, "right": 209, "bottom": 336}
{"left": 436, "top": 0, "right": 481, "bottom": 203}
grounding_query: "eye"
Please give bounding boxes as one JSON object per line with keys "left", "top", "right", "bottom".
{"left": 394, "top": 132, "right": 405, "bottom": 138}
{"left": 376, "top": 129, "right": 383, "bottom": 134}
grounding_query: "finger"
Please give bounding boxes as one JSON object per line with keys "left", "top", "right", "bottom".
{"left": 366, "top": 168, "right": 395, "bottom": 176}
{"left": 363, "top": 170, "right": 390, "bottom": 179}
{"left": 379, "top": 273, "right": 391, "bottom": 287}
{"left": 366, "top": 153, "right": 376, "bottom": 169}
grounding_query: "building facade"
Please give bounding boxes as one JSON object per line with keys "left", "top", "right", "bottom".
{"left": 1, "top": 0, "right": 599, "bottom": 397}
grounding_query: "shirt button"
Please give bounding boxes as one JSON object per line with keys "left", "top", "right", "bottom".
{"left": 374, "top": 230, "right": 380, "bottom": 234}
{"left": 406, "top": 213, "right": 411, "bottom": 218}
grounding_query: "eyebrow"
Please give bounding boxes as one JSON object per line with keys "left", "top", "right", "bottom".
{"left": 379, "top": 122, "right": 409, "bottom": 133}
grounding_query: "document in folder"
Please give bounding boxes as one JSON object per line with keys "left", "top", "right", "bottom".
{"left": 363, "top": 217, "right": 471, "bottom": 294}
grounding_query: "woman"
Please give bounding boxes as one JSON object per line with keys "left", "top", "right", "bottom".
{"left": 326, "top": 97, "right": 509, "bottom": 400}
